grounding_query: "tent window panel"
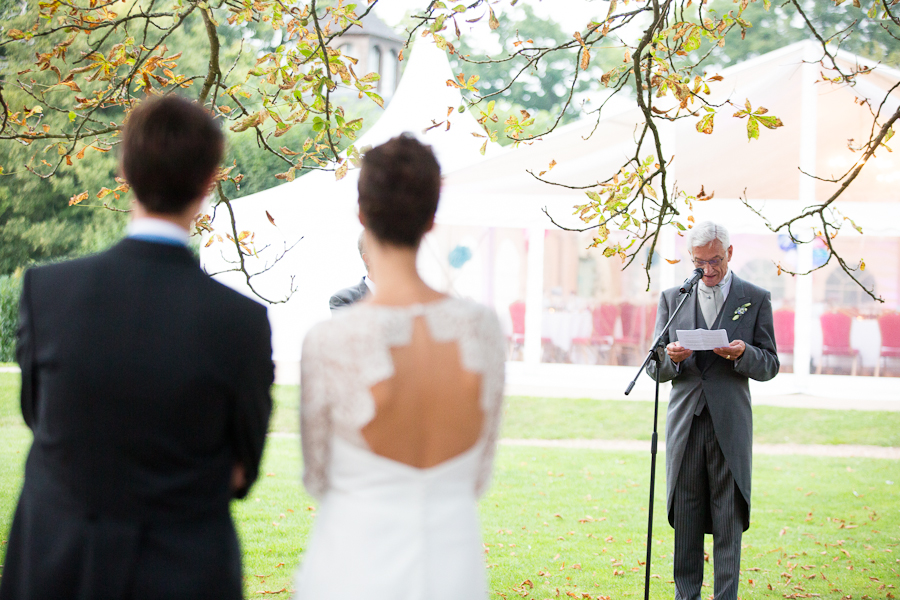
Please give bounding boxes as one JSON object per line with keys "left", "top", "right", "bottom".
{"left": 420, "top": 225, "right": 527, "bottom": 361}
{"left": 541, "top": 230, "right": 659, "bottom": 366}
{"left": 809, "top": 236, "right": 899, "bottom": 376}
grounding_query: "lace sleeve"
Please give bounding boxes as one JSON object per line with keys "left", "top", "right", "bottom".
{"left": 474, "top": 306, "right": 507, "bottom": 498}
{"left": 300, "top": 325, "right": 332, "bottom": 500}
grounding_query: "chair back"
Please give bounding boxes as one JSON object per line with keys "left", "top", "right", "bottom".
{"left": 509, "top": 301, "right": 526, "bottom": 336}
{"left": 820, "top": 312, "right": 852, "bottom": 351}
{"left": 643, "top": 304, "right": 658, "bottom": 345}
{"left": 773, "top": 309, "right": 795, "bottom": 353}
{"left": 592, "top": 304, "right": 618, "bottom": 339}
{"left": 879, "top": 312, "right": 900, "bottom": 349}
{"left": 618, "top": 302, "right": 642, "bottom": 343}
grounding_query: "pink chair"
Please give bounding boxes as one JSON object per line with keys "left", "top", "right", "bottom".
{"left": 615, "top": 302, "right": 644, "bottom": 365}
{"left": 817, "top": 312, "right": 859, "bottom": 376}
{"left": 875, "top": 312, "right": 900, "bottom": 377}
{"left": 643, "top": 304, "right": 658, "bottom": 349}
{"left": 772, "top": 309, "right": 795, "bottom": 369}
{"left": 571, "top": 304, "right": 618, "bottom": 364}
{"left": 508, "top": 301, "right": 552, "bottom": 361}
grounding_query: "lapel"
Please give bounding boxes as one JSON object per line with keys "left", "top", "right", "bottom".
{"left": 720, "top": 273, "right": 752, "bottom": 341}
{"left": 672, "top": 286, "right": 700, "bottom": 332}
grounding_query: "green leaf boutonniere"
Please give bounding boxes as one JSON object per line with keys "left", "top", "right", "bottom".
{"left": 732, "top": 302, "right": 751, "bottom": 321}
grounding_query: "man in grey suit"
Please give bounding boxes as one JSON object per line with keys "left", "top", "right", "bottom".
{"left": 329, "top": 231, "right": 373, "bottom": 311}
{"left": 648, "top": 221, "right": 779, "bottom": 600}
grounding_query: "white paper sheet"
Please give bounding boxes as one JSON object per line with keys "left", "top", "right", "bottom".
{"left": 676, "top": 329, "right": 730, "bottom": 351}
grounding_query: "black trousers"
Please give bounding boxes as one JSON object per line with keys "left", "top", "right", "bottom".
{"left": 673, "top": 407, "right": 747, "bottom": 600}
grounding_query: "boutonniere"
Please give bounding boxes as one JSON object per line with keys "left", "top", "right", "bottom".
{"left": 732, "top": 302, "right": 751, "bottom": 321}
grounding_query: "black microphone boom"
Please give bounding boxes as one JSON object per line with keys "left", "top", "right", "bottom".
{"left": 679, "top": 268, "right": 704, "bottom": 294}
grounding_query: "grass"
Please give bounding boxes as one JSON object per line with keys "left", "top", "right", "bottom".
{"left": 234, "top": 441, "right": 900, "bottom": 598}
{"left": 1, "top": 374, "right": 899, "bottom": 598}
{"left": 501, "top": 395, "right": 900, "bottom": 447}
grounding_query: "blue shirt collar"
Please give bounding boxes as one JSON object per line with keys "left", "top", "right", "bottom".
{"left": 127, "top": 217, "right": 190, "bottom": 247}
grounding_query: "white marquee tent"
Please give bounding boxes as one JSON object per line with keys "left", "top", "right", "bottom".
{"left": 202, "top": 40, "right": 900, "bottom": 402}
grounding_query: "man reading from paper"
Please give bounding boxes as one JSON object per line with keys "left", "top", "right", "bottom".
{"left": 648, "top": 221, "right": 779, "bottom": 600}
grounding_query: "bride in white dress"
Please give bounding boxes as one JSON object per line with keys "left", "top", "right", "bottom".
{"left": 294, "top": 134, "right": 506, "bottom": 600}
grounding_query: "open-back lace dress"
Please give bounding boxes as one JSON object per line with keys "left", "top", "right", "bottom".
{"left": 294, "top": 297, "right": 506, "bottom": 600}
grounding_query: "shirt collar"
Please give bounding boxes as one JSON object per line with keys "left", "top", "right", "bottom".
{"left": 127, "top": 217, "right": 190, "bottom": 247}
{"left": 699, "top": 269, "right": 733, "bottom": 299}
{"left": 364, "top": 275, "right": 376, "bottom": 293}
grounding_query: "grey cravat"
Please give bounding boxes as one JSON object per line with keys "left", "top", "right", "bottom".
{"left": 698, "top": 282, "right": 723, "bottom": 328}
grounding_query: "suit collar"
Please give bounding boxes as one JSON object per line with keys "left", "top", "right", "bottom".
{"left": 115, "top": 237, "right": 197, "bottom": 264}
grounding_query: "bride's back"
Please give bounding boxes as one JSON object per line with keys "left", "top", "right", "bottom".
{"left": 362, "top": 314, "right": 483, "bottom": 468}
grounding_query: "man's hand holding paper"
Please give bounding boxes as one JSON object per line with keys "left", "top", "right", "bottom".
{"left": 670, "top": 328, "right": 747, "bottom": 362}
{"left": 676, "top": 328, "right": 729, "bottom": 350}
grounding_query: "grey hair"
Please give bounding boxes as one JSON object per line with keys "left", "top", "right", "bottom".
{"left": 687, "top": 221, "right": 730, "bottom": 250}
{"left": 357, "top": 230, "right": 366, "bottom": 258}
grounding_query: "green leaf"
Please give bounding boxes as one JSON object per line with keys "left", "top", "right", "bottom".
{"left": 683, "top": 27, "right": 701, "bottom": 53}
{"left": 755, "top": 115, "right": 783, "bottom": 130}
{"left": 746, "top": 115, "right": 760, "bottom": 140}
{"left": 68, "top": 111, "right": 77, "bottom": 122}
{"left": 365, "top": 92, "right": 384, "bottom": 108}
{"left": 696, "top": 112, "right": 715, "bottom": 135}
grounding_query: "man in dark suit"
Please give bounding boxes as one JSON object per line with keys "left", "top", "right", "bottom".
{"left": 1, "top": 96, "right": 274, "bottom": 600}
{"left": 648, "top": 221, "right": 779, "bottom": 600}
{"left": 329, "top": 231, "right": 373, "bottom": 311}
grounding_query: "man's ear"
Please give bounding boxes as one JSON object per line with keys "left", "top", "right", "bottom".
{"left": 358, "top": 212, "right": 368, "bottom": 227}
{"left": 727, "top": 245, "right": 734, "bottom": 260}
{"left": 425, "top": 216, "right": 435, "bottom": 233}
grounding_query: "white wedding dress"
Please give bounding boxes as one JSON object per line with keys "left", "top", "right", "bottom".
{"left": 294, "top": 297, "right": 506, "bottom": 600}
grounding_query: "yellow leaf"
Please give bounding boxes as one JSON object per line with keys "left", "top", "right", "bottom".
{"left": 68, "top": 191, "right": 88, "bottom": 206}
{"left": 335, "top": 161, "right": 349, "bottom": 181}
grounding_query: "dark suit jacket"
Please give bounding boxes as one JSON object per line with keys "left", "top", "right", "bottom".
{"left": 648, "top": 274, "right": 779, "bottom": 531}
{"left": 1, "top": 238, "right": 274, "bottom": 600}
{"left": 328, "top": 277, "right": 368, "bottom": 312}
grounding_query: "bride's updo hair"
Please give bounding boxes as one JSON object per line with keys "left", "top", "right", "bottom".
{"left": 357, "top": 134, "right": 441, "bottom": 248}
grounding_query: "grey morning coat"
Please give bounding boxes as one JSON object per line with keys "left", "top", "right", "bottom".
{"left": 647, "top": 273, "right": 780, "bottom": 532}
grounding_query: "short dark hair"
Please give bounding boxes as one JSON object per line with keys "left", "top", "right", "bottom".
{"left": 357, "top": 134, "right": 441, "bottom": 247}
{"left": 121, "top": 95, "right": 223, "bottom": 214}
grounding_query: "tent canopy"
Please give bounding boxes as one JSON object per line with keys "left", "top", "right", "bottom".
{"left": 440, "top": 41, "right": 900, "bottom": 233}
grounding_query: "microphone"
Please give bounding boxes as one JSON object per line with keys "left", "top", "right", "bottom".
{"left": 679, "top": 267, "right": 704, "bottom": 294}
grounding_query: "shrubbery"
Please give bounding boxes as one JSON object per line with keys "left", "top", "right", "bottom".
{"left": 0, "top": 272, "right": 23, "bottom": 363}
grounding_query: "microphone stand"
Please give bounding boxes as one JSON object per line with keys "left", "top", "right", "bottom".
{"left": 624, "top": 284, "right": 696, "bottom": 600}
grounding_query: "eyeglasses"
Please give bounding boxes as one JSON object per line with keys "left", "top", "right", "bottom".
{"left": 692, "top": 256, "right": 725, "bottom": 268}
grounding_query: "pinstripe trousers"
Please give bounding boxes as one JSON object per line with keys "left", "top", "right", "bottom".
{"left": 673, "top": 407, "right": 747, "bottom": 600}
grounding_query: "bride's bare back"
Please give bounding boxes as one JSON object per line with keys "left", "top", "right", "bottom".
{"left": 362, "top": 316, "right": 483, "bottom": 468}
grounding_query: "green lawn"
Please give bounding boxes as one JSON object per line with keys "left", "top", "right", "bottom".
{"left": 1, "top": 374, "right": 898, "bottom": 598}
{"left": 270, "top": 385, "right": 900, "bottom": 447}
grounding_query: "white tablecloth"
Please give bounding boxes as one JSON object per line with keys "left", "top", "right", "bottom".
{"left": 541, "top": 309, "right": 592, "bottom": 353}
